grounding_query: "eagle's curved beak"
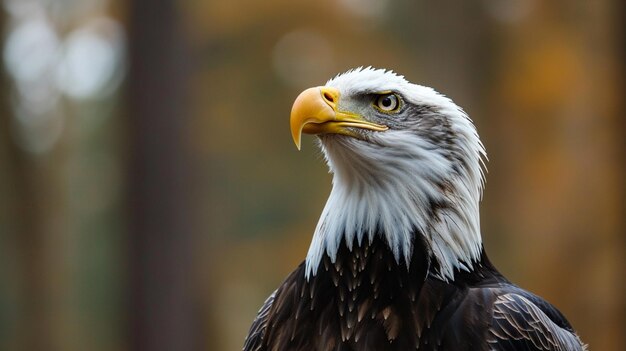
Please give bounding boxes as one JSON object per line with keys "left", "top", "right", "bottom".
{"left": 290, "top": 86, "right": 388, "bottom": 150}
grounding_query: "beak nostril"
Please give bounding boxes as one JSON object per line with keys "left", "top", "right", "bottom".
{"left": 323, "top": 92, "right": 335, "bottom": 104}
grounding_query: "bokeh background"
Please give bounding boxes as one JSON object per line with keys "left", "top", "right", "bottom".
{"left": 0, "top": 0, "right": 624, "bottom": 350}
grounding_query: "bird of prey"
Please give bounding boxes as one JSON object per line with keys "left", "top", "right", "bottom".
{"left": 243, "top": 67, "right": 587, "bottom": 351}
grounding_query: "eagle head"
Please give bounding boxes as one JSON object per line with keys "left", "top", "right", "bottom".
{"left": 290, "top": 67, "right": 487, "bottom": 281}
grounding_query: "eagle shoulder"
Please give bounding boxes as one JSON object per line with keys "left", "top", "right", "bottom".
{"left": 242, "top": 291, "right": 275, "bottom": 351}
{"left": 487, "top": 292, "right": 587, "bottom": 351}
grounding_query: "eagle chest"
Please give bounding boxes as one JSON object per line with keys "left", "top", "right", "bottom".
{"left": 262, "top": 238, "right": 472, "bottom": 351}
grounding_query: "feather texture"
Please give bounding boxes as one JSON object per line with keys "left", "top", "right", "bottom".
{"left": 243, "top": 238, "right": 585, "bottom": 350}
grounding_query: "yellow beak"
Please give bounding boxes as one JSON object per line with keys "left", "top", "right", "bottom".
{"left": 289, "top": 86, "right": 388, "bottom": 150}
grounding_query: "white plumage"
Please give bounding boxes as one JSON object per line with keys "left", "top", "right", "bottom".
{"left": 305, "top": 67, "right": 487, "bottom": 281}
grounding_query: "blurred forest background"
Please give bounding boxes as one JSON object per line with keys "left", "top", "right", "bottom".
{"left": 0, "top": 0, "right": 624, "bottom": 350}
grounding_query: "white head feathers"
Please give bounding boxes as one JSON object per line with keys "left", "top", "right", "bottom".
{"left": 304, "top": 67, "right": 487, "bottom": 281}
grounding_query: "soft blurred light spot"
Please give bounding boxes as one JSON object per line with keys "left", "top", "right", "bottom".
{"left": 4, "top": 16, "right": 59, "bottom": 84}
{"left": 483, "top": 0, "right": 533, "bottom": 24}
{"left": 2, "top": 6, "right": 124, "bottom": 154}
{"left": 337, "top": 0, "right": 390, "bottom": 21}
{"left": 272, "top": 29, "right": 335, "bottom": 88}
{"left": 56, "top": 17, "right": 125, "bottom": 100}
{"left": 4, "top": 15, "right": 61, "bottom": 123}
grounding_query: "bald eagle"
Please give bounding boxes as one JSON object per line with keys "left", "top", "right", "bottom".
{"left": 243, "top": 68, "right": 586, "bottom": 351}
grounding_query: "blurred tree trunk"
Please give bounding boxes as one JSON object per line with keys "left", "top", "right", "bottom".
{"left": 126, "top": 0, "right": 202, "bottom": 350}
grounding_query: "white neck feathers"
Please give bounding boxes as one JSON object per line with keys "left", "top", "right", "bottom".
{"left": 304, "top": 70, "right": 486, "bottom": 281}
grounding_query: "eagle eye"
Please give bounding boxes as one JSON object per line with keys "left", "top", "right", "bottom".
{"left": 374, "top": 93, "right": 400, "bottom": 113}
